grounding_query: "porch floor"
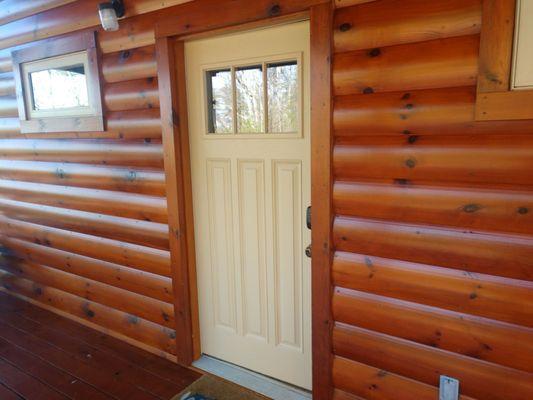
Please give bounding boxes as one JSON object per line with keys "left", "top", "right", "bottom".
{"left": 0, "top": 291, "right": 201, "bottom": 400}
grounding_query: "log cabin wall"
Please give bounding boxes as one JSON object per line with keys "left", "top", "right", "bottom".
{"left": 0, "top": 0, "right": 532, "bottom": 396}
{"left": 331, "top": 0, "right": 533, "bottom": 399}
{"left": 0, "top": 0, "right": 197, "bottom": 360}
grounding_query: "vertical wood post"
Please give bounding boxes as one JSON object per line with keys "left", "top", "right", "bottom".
{"left": 477, "top": 0, "right": 516, "bottom": 93}
{"left": 155, "top": 36, "right": 197, "bottom": 365}
{"left": 310, "top": 3, "right": 334, "bottom": 399}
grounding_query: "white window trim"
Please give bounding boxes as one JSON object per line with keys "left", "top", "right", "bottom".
{"left": 21, "top": 50, "right": 96, "bottom": 119}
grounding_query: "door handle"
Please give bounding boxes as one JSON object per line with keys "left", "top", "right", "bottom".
{"left": 305, "top": 244, "right": 312, "bottom": 258}
{"left": 306, "top": 206, "right": 311, "bottom": 230}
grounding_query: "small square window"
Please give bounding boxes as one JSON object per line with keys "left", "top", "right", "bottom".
{"left": 205, "top": 57, "right": 300, "bottom": 136}
{"left": 12, "top": 30, "right": 104, "bottom": 134}
{"left": 24, "top": 52, "right": 92, "bottom": 117}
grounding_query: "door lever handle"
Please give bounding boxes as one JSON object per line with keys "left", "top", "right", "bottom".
{"left": 305, "top": 244, "right": 312, "bottom": 258}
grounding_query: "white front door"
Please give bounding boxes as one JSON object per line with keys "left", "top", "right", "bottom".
{"left": 185, "top": 21, "right": 311, "bottom": 389}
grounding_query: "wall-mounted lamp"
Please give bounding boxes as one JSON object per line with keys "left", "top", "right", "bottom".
{"left": 98, "top": 0, "right": 125, "bottom": 32}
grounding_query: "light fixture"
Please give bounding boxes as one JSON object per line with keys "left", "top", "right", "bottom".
{"left": 98, "top": 0, "right": 125, "bottom": 32}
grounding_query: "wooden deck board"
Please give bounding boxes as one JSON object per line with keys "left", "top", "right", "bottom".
{"left": 0, "top": 292, "right": 201, "bottom": 400}
{"left": 0, "top": 336, "right": 110, "bottom": 400}
{"left": 0, "top": 382, "right": 23, "bottom": 400}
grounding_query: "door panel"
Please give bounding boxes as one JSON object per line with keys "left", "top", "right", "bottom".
{"left": 185, "top": 21, "right": 311, "bottom": 389}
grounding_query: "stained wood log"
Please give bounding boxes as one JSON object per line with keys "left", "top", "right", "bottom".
{"left": 0, "top": 0, "right": 77, "bottom": 26}
{"left": 0, "top": 138, "right": 163, "bottom": 167}
{"left": 332, "top": 389, "right": 364, "bottom": 400}
{"left": 335, "top": 88, "right": 533, "bottom": 137}
{"left": 0, "top": 0, "right": 192, "bottom": 52}
{"left": 333, "top": 35, "right": 479, "bottom": 95}
{"left": 332, "top": 251, "right": 533, "bottom": 328}
{"left": 102, "top": 46, "right": 157, "bottom": 83}
{"left": 333, "top": 356, "right": 470, "bottom": 400}
{"left": 333, "top": 135, "right": 533, "bottom": 186}
{"left": 0, "top": 113, "right": 162, "bottom": 140}
{"left": 333, "top": 287, "right": 533, "bottom": 372}
{"left": 333, "top": 324, "right": 533, "bottom": 400}
{"left": 0, "top": 272, "right": 177, "bottom": 355}
{"left": 0, "top": 118, "right": 18, "bottom": 135}
{"left": 0, "top": 257, "right": 174, "bottom": 328}
{"left": 334, "top": 181, "right": 533, "bottom": 235}
{"left": 0, "top": 56, "right": 10, "bottom": 73}
{"left": 1, "top": 237, "right": 172, "bottom": 303}
{"left": 334, "top": 87, "right": 533, "bottom": 137}
{"left": 0, "top": 199, "right": 169, "bottom": 250}
{"left": 0, "top": 96, "right": 17, "bottom": 118}
{"left": 334, "top": 0, "right": 376, "bottom": 8}
{"left": 334, "top": 86, "right": 475, "bottom": 136}
{"left": 106, "top": 109, "right": 162, "bottom": 140}
{"left": 0, "top": 217, "right": 171, "bottom": 277}
{"left": 100, "top": 17, "right": 156, "bottom": 54}
{"left": 155, "top": 0, "right": 330, "bottom": 38}
{"left": 477, "top": 0, "right": 516, "bottom": 93}
{"left": 105, "top": 78, "right": 159, "bottom": 112}
{"left": 0, "top": 72, "right": 15, "bottom": 96}
{"left": 0, "top": 160, "right": 166, "bottom": 196}
{"left": 0, "top": 180, "right": 167, "bottom": 223}
{"left": 334, "top": 0, "right": 481, "bottom": 53}
{"left": 334, "top": 217, "right": 533, "bottom": 281}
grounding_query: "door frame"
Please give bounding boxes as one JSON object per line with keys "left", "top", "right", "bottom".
{"left": 154, "top": 1, "right": 333, "bottom": 398}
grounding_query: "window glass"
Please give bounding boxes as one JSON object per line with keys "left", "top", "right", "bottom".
{"left": 205, "top": 59, "right": 299, "bottom": 135}
{"left": 236, "top": 65, "right": 264, "bottom": 133}
{"left": 267, "top": 61, "right": 298, "bottom": 133}
{"left": 30, "top": 64, "right": 89, "bottom": 111}
{"left": 206, "top": 69, "right": 233, "bottom": 134}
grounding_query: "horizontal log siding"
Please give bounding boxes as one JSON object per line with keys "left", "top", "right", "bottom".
{"left": 331, "top": 0, "right": 533, "bottom": 399}
{"left": 0, "top": 22, "right": 176, "bottom": 357}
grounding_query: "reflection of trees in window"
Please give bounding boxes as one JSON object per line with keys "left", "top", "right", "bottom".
{"left": 236, "top": 65, "right": 263, "bottom": 133}
{"left": 207, "top": 69, "right": 233, "bottom": 133}
{"left": 268, "top": 61, "right": 298, "bottom": 133}
{"left": 206, "top": 59, "right": 298, "bottom": 134}
{"left": 30, "top": 65, "right": 89, "bottom": 111}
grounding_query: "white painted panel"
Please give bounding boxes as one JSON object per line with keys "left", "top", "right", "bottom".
{"left": 512, "top": 0, "right": 533, "bottom": 89}
{"left": 238, "top": 160, "right": 268, "bottom": 339}
{"left": 273, "top": 160, "right": 302, "bottom": 350}
{"left": 207, "top": 158, "right": 237, "bottom": 331}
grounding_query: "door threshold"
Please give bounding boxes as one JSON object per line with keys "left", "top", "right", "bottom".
{"left": 192, "top": 355, "right": 312, "bottom": 400}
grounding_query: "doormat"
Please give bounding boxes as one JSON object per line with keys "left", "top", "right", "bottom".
{"left": 172, "top": 374, "right": 270, "bottom": 400}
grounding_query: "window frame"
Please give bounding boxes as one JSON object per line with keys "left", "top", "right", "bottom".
{"left": 201, "top": 52, "right": 303, "bottom": 139}
{"left": 11, "top": 30, "right": 104, "bottom": 134}
{"left": 475, "top": 0, "right": 533, "bottom": 121}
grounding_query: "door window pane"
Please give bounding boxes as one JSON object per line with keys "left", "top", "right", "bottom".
{"left": 267, "top": 61, "right": 298, "bottom": 133}
{"left": 205, "top": 59, "right": 299, "bottom": 135}
{"left": 236, "top": 65, "right": 264, "bottom": 133}
{"left": 206, "top": 69, "right": 233, "bottom": 134}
